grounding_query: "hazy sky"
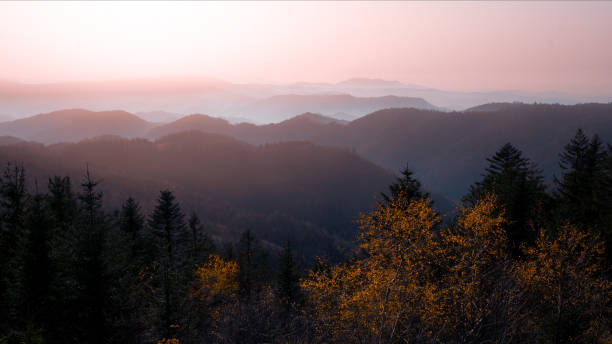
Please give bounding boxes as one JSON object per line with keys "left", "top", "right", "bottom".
{"left": 1, "top": 1, "right": 611, "bottom": 94}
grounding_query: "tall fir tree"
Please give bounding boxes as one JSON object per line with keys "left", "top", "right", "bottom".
{"left": 464, "top": 143, "right": 547, "bottom": 254}
{"left": 148, "top": 189, "right": 188, "bottom": 339}
{"left": 73, "top": 168, "right": 111, "bottom": 344}
{"left": 20, "top": 192, "right": 55, "bottom": 335}
{"left": 44, "top": 175, "right": 79, "bottom": 342}
{"left": 555, "top": 130, "right": 612, "bottom": 261}
{"left": 381, "top": 165, "right": 429, "bottom": 209}
{"left": 276, "top": 241, "right": 302, "bottom": 306}
{"left": 110, "top": 196, "right": 151, "bottom": 343}
{"left": 0, "top": 163, "right": 28, "bottom": 339}
{"left": 188, "top": 212, "right": 214, "bottom": 266}
{"left": 555, "top": 130, "right": 611, "bottom": 228}
{"left": 119, "top": 197, "right": 145, "bottom": 240}
{"left": 237, "top": 230, "right": 269, "bottom": 297}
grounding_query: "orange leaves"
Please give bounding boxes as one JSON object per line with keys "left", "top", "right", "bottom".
{"left": 303, "top": 192, "right": 611, "bottom": 342}
{"left": 192, "top": 254, "right": 239, "bottom": 301}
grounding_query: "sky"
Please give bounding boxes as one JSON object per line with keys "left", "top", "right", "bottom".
{"left": 0, "top": 1, "right": 611, "bottom": 94}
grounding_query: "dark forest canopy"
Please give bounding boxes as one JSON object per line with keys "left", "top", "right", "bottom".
{"left": 0, "top": 127, "right": 610, "bottom": 343}
{"left": 0, "top": 132, "right": 400, "bottom": 261}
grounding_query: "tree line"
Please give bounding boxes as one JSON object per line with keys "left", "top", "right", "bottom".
{"left": 0, "top": 129, "right": 610, "bottom": 343}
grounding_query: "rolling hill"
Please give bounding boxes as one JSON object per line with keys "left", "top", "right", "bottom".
{"left": 0, "top": 132, "right": 397, "bottom": 259}
{"left": 0, "top": 109, "right": 155, "bottom": 144}
{"left": 150, "top": 103, "right": 612, "bottom": 200}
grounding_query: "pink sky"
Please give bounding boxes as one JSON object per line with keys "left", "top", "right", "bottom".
{"left": 0, "top": 1, "right": 611, "bottom": 94}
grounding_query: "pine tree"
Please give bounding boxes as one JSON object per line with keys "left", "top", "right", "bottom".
{"left": 74, "top": 168, "right": 110, "bottom": 344}
{"left": 555, "top": 130, "right": 611, "bottom": 231}
{"left": 464, "top": 143, "right": 547, "bottom": 254}
{"left": 20, "top": 191, "right": 55, "bottom": 336}
{"left": 188, "top": 212, "right": 214, "bottom": 266}
{"left": 47, "top": 176, "right": 77, "bottom": 231}
{"left": 44, "top": 175, "right": 78, "bottom": 342}
{"left": 237, "top": 230, "right": 269, "bottom": 297}
{"left": 0, "top": 163, "right": 28, "bottom": 338}
{"left": 148, "top": 189, "right": 188, "bottom": 339}
{"left": 119, "top": 197, "right": 145, "bottom": 240}
{"left": 277, "top": 241, "right": 301, "bottom": 306}
{"left": 111, "top": 196, "right": 150, "bottom": 343}
{"left": 381, "top": 165, "right": 428, "bottom": 209}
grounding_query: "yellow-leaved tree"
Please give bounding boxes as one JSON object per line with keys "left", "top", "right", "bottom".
{"left": 192, "top": 254, "right": 239, "bottom": 303}
{"left": 302, "top": 192, "right": 443, "bottom": 343}
{"left": 302, "top": 193, "right": 539, "bottom": 343}
{"left": 516, "top": 226, "right": 611, "bottom": 343}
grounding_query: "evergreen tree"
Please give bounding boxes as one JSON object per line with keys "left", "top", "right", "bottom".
{"left": 47, "top": 176, "right": 77, "bottom": 231}
{"left": 44, "top": 175, "right": 78, "bottom": 342}
{"left": 464, "top": 143, "right": 547, "bottom": 254}
{"left": 555, "top": 130, "right": 612, "bottom": 230}
{"left": 20, "top": 192, "right": 55, "bottom": 335}
{"left": 237, "top": 230, "right": 269, "bottom": 297}
{"left": 277, "top": 241, "right": 302, "bottom": 306}
{"left": 381, "top": 165, "right": 428, "bottom": 209}
{"left": 188, "top": 212, "right": 215, "bottom": 265}
{"left": 110, "top": 196, "right": 151, "bottom": 343}
{"left": 148, "top": 189, "right": 188, "bottom": 339}
{"left": 119, "top": 197, "right": 145, "bottom": 240}
{"left": 118, "top": 197, "right": 149, "bottom": 263}
{"left": 0, "top": 163, "right": 27, "bottom": 339}
{"left": 73, "top": 168, "right": 111, "bottom": 344}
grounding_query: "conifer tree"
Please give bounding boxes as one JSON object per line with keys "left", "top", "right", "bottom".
{"left": 381, "top": 165, "right": 428, "bottom": 209}
{"left": 148, "top": 189, "right": 188, "bottom": 339}
{"left": 118, "top": 197, "right": 149, "bottom": 263}
{"left": 0, "top": 163, "right": 27, "bottom": 337}
{"left": 188, "top": 212, "right": 214, "bottom": 266}
{"left": 47, "top": 176, "right": 77, "bottom": 231}
{"left": 277, "top": 241, "right": 302, "bottom": 306}
{"left": 119, "top": 197, "right": 145, "bottom": 240}
{"left": 465, "top": 143, "right": 547, "bottom": 253}
{"left": 555, "top": 130, "right": 612, "bottom": 232}
{"left": 44, "top": 175, "right": 78, "bottom": 342}
{"left": 111, "top": 196, "right": 151, "bottom": 343}
{"left": 21, "top": 192, "right": 55, "bottom": 332}
{"left": 237, "top": 230, "right": 269, "bottom": 297}
{"left": 74, "top": 168, "right": 110, "bottom": 344}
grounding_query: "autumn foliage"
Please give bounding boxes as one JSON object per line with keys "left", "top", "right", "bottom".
{"left": 302, "top": 193, "right": 610, "bottom": 343}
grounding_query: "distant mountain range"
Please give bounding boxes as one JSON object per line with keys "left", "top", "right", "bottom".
{"left": 2, "top": 77, "right": 608, "bottom": 122}
{"left": 2, "top": 102, "right": 611, "bottom": 203}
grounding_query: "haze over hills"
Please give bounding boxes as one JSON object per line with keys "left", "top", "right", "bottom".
{"left": 0, "top": 109, "right": 155, "bottom": 143}
{"left": 2, "top": 102, "right": 612, "bottom": 204}
{"left": 0, "top": 131, "right": 397, "bottom": 259}
{"left": 227, "top": 94, "right": 436, "bottom": 122}
{"left": 144, "top": 102, "right": 612, "bottom": 200}
{"left": 2, "top": 77, "right": 609, "bottom": 123}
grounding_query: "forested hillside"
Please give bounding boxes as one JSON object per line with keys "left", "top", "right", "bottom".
{"left": 0, "top": 128, "right": 610, "bottom": 343}
{"left": 149, "top": 102, "right": 612, "bottom": 199}
{"left": 0, "top": 132, "right": 396, "bottom": 260}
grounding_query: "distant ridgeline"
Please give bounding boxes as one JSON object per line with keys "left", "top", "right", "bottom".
{"left": 2, "top": 102, "right": 612, "bottom": 202}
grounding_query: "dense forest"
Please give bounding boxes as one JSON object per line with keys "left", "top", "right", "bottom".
{"left": 1, "top": 128, "right": 610, "bottom": 343}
